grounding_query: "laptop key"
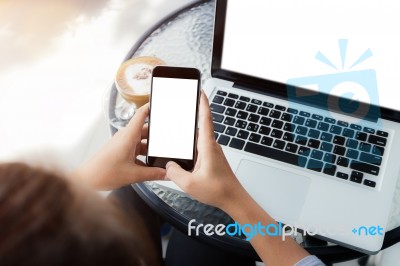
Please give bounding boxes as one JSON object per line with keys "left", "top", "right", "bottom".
{"left": 261, "top": 136, "right": 273, "bottom": 146}
{"left": 324, "top": 117, "right": 336, "bottom": 124}
{"left": 336, "top": 172, "right": 349, "bottom": 180}
{"left": 356, "top": 131, "right": 367, "bottom": 141}
{"left": 359, "top": 142, "right": 371, "bottom": 152}
{"left": 350, "top": 124, "right": 362, "bottom": 131}
{"left": 281, "top": 113, "right": 293, "bottom": 122}
{"left": 293, "top": 116, "right": 305, "bottom": 125}
{"left": 312, "top": 114, "right": 323, "bottom": 121}
{"left": 237, "top": 130, "right": 249, "bottom": 139}
{"left": 311, "top": 150, "right": 323, "bottom": 160}
{"left": 270, "top": 110, "right": 281, "bottom": 119}
{"left": 224, "top": 98, "right": 235, "bottom": 107}
{"left": 320, "top": 132, "right": 333, "bottom": 142}
{"left": 271, "top": 129, "right": 283, "bottom": 139}
{"left": 372, "top": 145, "right": 385, "bottom": 156}
{"left": 285, "top": 143, "right": 298, "bottom": 153}
{"left": 318, "top": 122, "right": 329, "bottom": 131}
{"left": 273, "top": 140, "right": 285, "bottom": 150}
{"left": 346, "top": 139, "right": 358, "bottom": 149}
{"left": 287, "top": 108, "right": 298, "bottom": 114}
{"left": 283, "top": 132, "right": 295, "bottom": 142}
{"left": 337, "top": 156, "right": 349, "bottom": 167}
{"left": 213, "top": 122, "right": 225, "bottom": 133}
{"left": 284, "top": 122, "right": 296, "bottom": 132}
{"left": 299, "top": 111, "right": 310, "bottom": 118}
{"left": 259, "top": 126, "right": 271, "bottom": 136}
{"left": 377, "top": 130, "right": 388, "bottom": 138}
{"left": 246, "top": 104, "right": 258, "bottom": 113}
{"left": 251, "top": 99, "right": 262, "bottom": 105}
{"left": 275, "top": 105, "right": 286, "bottom": 111}
{"left": 225, "top": 108, "right": 237, "bottom": 117}
{"left": 223, "top": 117, "right": 236, "bottom": 126}
{"left": 323, "top": 153, "right": 336, "bottom": 164}
{"left": 368, "top": 135, "right": 387, "bottom": 146}
{"left": 307, "top": 138, "right": 320, "bottom": 149}
{"left": 305, "top": 119, "right": 317, "bottom": 128}
{"left": 210, "top": 104, "right": 225, "bottom": 114}
{"left": 298, "top": 146, "right": 311, "bottom": 156}
{"left": 364, "top": 180, "right": 376, "bottom": 188}
{"left": 260, "top": 116, "right": 272, "bottom": 126}
{"left": 323, "top": 163, "right": 337, "bottom": 176}
{"left": 235, "top": 120, "right": 247, "bottom": 129}
{"left": 263, "top": 102, "right": 274, "bottom": 108}
{"left": 330, "top": 125, "right": 342, "bottom": 135}
{"left": 272, "top": 120, "right": 284, "bottom": 129}
{"left": 257, "top": 107, "right": 270, "bottom": 116}
{"left": 333, "top": 145, "right": 346, "bottom": 156}
{"left": 342, "top": 128, "right": 355, "bottom": 138}
{"left": 237, "top": 110, "right": 249, "bottom": 119}
{"left": 248, "top": 114, "right": 260, "bottom": 123}
{"left": 249, "top": 133, "right": 261, "bottom": 143}
{"left": 346, "top": 149, "right": 359, "bottom": 160}
{"left": 295, "top": 135, "right": 308, "bottom": 145}
{"left": 350, "top": 161, "right": 380, "bottom": 176}
{"left": 213, "top": 95, "right": 224, "bottom": 104}
{"left": 247, "top": 123, "right": 259, "bottom": 132}
{"left": 216, "top": 90, "right": 227, "bottom": 96}
{"left": 320, "top": 142, "right": 333, "bottom": 152}
{"left": 337, "top": 120, "right": 349, "bottom": 127}
{"left": 244, "top": 142, "right": 307, "bottom": 167}
{"left": 214, "top": 132, "right": 219, "bottom": 140}
{"left": 229, "top": 138, "right": 245, "bottom": 150}
{"left": 360, "top": 152, "right": 382, "bottom": 166}
{"left": 212, "top": 113, "right": 224, "bottom": 123}
{"left": 239, "top": 96, "right": 250, "bottom": 102}
{"left": 217, "top": 135, "right": 230, "bottom": 146}
{"left": 296, "top": 126, "right": 308, "bottom": 136}
{"left": 235, "top": 101, "right": 247, "bottom": 110}
{"left": 350, "top": 171, "right": 363, "bottom": 183}
{"left": 308, "top": 129, "right": 320, "bottom": 139}
{"left": 307, "top": 159, "right": 323, "bottom": 172}
{"left": 363, "top": 127, "right": 375, "bottom": 134}
{"left": 333, "top": 135, "right": 345, "bottom": 145}
{"left": 228, "top": 93, "right": 239, "bottom": 99}
{"left": 225, "top": 127, "right": 237, "bottom": 136}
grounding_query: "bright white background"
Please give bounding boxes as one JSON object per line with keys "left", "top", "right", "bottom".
{"left": 148, "top": 77, "right": 198, "bottom": 160}
{"left": 222, "top": 0, "right": 400, "bottom": 111}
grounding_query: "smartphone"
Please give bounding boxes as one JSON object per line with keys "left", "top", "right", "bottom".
{"left": 146, "top": 66, "right": 201, "bottom": 171}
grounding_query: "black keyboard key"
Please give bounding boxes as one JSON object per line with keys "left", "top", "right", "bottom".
{"left": 213, "top": 123, "right": 226, "bottom": 133}
{"left": 287, "top": 108, "right": 298, "bottom": 114}
{"left": 223, "top": 117, "right": 236, "bottom": 126}
{"left": 217, "top": 135, "right": 230, "bottom": 146}
{"left": 260, "top": 116, "right": 272, "bottom": 126}
{"left": 249, "top": 133, "right": 261, "bottom": 143}
{"left": 360, "top": 152, "right": 382, "bottom": 166}
{"left": 318, "top": 122, "right": 329, "bottom": 131}
{"left": 229, "top": 138, "right": 245, "bottom": 150}
{"left": 350, "top": 124, "right": 362, "bottom": 131}
{"left": 356, "top": 131, "right": 367, "bottom": 141}
{"left": 372, "top": 145, "right": 385, "bottom": 156}
{"left": 333, "top": 135, "right": 345, "bottom": 145}
{"left": 320, "top": 132, "right": 333, "bottom": 142}
{"left": 305, "top": 119, "right": 317, "bottom": 128}
{"left": 285, "top": 143, "right": 298, "bottom": 153}
{"left": 251, "top": 99, "right": 262, "bottom": 105}
{"left": 271, "top": 129, "right": 283, "bottom": 139}
{"left": 293, "top": 116, "right": 305, "bottom": 125}
{"left": 324, "top": 117, "right": 336, "bottom": 124}
{"left": 324, "top": 153, "right": 336, "bottom": 164}
{"left": 235, "top": 101, "right": 247, "bottom": 110}
{"left": 359, "top": 142, "right": 371, "bottom": 152}
{"left": 225, "top": 108, "right": 237, "bottom": 117}
{"left": 239, "top": 96, "right": 250, "bottom": 102}
{"left": 336, "top": 172, "right": 349, "bottom": 180}
{"left": 283, "top": 132, "right": 295, "bottom": 142}
{"left": 225, "top": 127, "right": 237, "bottom": 136}
{"left": 346, "top": 139, "right": 358, "bottom": 149}
{"left": 237, "top": 130, "right": 249, "bottom": 139}
{"left": 228, "top": 93, "right": 239, "bottom": 99}
{"left": 237, "top": 110, "right": 249, "bottom": 120}
{"left": 214, "top": 132, "right": 219, "bottom": 140}
{"left": 296, "top": 126, "right": 308, "bottom": 136}
{"left": 350, "top": 171, "right": 363, "bottom": 183}
{"left": 308, "top": 129, "right": 320, "bottom": 139}
{"left": 295, "top": 135, "right": 308, "bottom": 145}
{"left": 311, "top": 150, "right": 323, "bottom": 160}
{"left": 333, "top": 145, "right": 346, "bottom": 156}
{"left": 235, "top": 120, "right": 247, "bottom": 129}
{"left": 216, "top": 90, "right": 227, "bottom": 96}
{"left": 247, "top": 123, "right": 259, "bottom": 132}
{"left": 364, "top": 180, "right": 376, "bottom": 188}
{"left": 363, "top": 127, "right": 375, "bottom": 134}
{"left": 275, "top": 105, "right": 286, "bottom": 111}
{"left": 312, "top": 114, "right": 323, "bottom": 121}
{"left": 281, "top": 113, "right": 293, "bottom": 122}
{"left": 330, "top": 125, "right": 342, "bottom": 135}
{"left": 350, "top": 161, "right": 380, "bottom": 175}
{"left": 210, "top": 104, "right": 225, "bottom": 114}
{"left": 320, "top": 142, "right": 333, "bottom": 152}
{"left": 263, "top": 102, "right": 274, "bottom": 108}
{"left": 298, "top": 146, "right": 311, "bottom": 156}
{"left": 270, "top": 110, "right": 281, "bottom": 119}
{"left": 337, "top": 156, "right": 349, "bottom": 167}
{"left": 273, "top": 140, "right": 286, "bottom": 149}
{"left": 259, "top": 126, "right": 271, "bottom": 136}
{"left": 346, "top": 149, "right": 359, "bottom": 160}
{"left": 213, "top": 95, "right": 224, "bottom": 104}
{"left": 283, "top": 123, "right": 296, "bottom": 132}
{"left": 261, "top": 136, "right": 273, "bottom": 146}
{"left": 272, "top": 120, "right": 284, "bottom": 129}
{"left": 307, "top": 159, "right": 323, "bottom": 172}
{"left": 342, "top": 128, "right": 355, "bottom": 138}
{"left": 224, "top": 98, "right": 235, "bottom": 107}
{"left": 244, "top": 142, "right": 307, "bottom": 167}
{"left": 323, "top": 163, "right": 337, "bottom": 176}
{"left": 299, "top": 111, "right": 310, "bottom": 117}
{"left": 377, "top": 130, "right": 388, "bottom": 138}
{"left": 257, "top": 107, "right": 270, "bottom": 116}
{"left": 368, "top": 135, "right": 387, "bottom": 146}
{"left": 307, "top": 138, "right": 320, "bottom": 149}
{"left": 337, "top": 120, "right": 349, "bottom": 127}
{"left": 212, "top": 113, "right": 224, "bottom": 123}
{"left": 246, "top": 104, "right": 258, "bottom": 113}
{"left": 248, "top": 114, "right": 260, "bottom": 123}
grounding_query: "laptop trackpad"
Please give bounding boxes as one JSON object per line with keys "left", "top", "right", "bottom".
{"left": 235, "top": 160, "right": 311, "bottom": 222}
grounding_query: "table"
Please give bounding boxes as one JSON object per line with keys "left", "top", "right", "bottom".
{"left": 108, "top": 0, "right": 400, "bottom": 263}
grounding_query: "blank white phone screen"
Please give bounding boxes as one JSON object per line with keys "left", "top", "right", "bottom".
{"left": 148, "top": 77, "right": 198, "bottom": 160}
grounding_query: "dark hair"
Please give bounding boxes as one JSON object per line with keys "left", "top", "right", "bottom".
{"left": 0, "top": 163, "right": 159, "bottom": 266}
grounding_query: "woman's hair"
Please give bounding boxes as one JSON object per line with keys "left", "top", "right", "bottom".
{"left": 0, "top": 163, "right": 159, "bottom": 266}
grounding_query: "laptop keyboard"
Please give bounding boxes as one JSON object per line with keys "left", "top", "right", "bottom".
{"left": 211, "top": 89, "right": 389, "bottom": 189}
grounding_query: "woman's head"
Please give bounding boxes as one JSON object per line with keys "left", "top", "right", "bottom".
{"left": 0, "top": 163, "right": 158, "bottom": 266}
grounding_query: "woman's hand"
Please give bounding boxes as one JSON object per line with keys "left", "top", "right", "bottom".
{"left": 165, "top": 92, "right": 248, "bottom": 213}
{"left": 74, "top": 104, "right": 166, "bottom": 190}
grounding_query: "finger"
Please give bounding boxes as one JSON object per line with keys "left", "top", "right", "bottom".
{"left": 126, "top": 103, "right": 150, "bottom": 137}
{"left": 197, "top": 92, "right": 216, "bottom": 148}
{"left": 141, "top": 124, "right": 149, "bottom": 139}
{"left": 166, "top": 161, "right": 192, "bottom": 190}
{"left": 138, "top": 142, "right": 148, "bottom": 156}
{"left": 133, "top": 165, "right": 166, "bottom": 182}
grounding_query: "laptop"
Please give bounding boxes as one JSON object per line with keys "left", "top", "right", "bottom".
{"left": 156, "top": 0, "right": 400, "bottom": 254}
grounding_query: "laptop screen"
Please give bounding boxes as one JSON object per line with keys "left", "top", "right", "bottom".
{"left": 219, "top": 0, "right": 400, "bottom": 113}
